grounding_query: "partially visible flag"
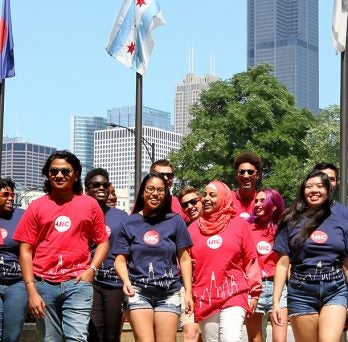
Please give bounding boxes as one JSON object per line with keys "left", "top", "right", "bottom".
{"left": 333, "top": 0, "right": 348, "bottom": 53}
{"left": 106, "top": 0, "right": 165, "bottom": 75}
{"left": 0, "top": 0, "right": 14, "bottom": 81}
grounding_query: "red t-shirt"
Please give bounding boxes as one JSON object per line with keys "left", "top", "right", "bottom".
{"left": 250, "top": 223, "right": 278, "bottom": 278}
{"left": 13, "top": 194, "right": 108, "bottom": 282}
{"left": 189, "top": 217, "right": 261, "bottom": 321}
{"left": 231, "top": 190, "right": 257, "bottom": 220}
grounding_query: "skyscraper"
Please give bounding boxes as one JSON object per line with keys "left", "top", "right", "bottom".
{"left": 247, "top": 0, "right": 319, "bottom": 113}
{"left": 174, "top": 73, "right": 219, "bottom": 135}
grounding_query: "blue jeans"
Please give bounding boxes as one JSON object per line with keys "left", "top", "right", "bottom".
{"left": 0, "top": 280, "right": 28, "bottom": 342}
{"left": 35, "top": 279, "right": 93, "bottom": 342}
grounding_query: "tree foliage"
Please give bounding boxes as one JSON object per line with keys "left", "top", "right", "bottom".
{"left": 170, "top": 64, "right": 315, "bottom": 205}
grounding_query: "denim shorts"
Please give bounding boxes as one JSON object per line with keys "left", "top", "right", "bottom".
{"left": 125, "top": 286, "right": 181, "bottom": 315}
{"left": 287, "top": 275, "right": 348, "bottom": 317}
{"left": 256, "top": 278, "right": 287, "bottom": 314}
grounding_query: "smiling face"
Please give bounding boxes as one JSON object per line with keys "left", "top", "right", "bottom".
{"left": 48, "top": 158, "right": 76, "bottom": 195}
{"left": 0, "top": 186, "right": 14, "bottom": 215}
{"left": 142, "top": 176, "right": 166, "bottom": 215}
{"left": 304, "top": 176, "right": 328, "bottom": 208}
{"left": 85, "top": 175, "right": 110, "bottom": 205}
{"left": 152, "top": 165, "right": 174, "bottom": 188}
{"left": 180, "top": 192, "right": 202, "bottom": 222}
{"left": 236, "top": 162, "right": 259, "bottom": 192}
{"left": 202, "top": 185, "right": 219, "bottom": 215}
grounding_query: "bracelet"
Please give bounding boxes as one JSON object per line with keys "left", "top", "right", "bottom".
{"left": 25, "top": 280, "right": 35, "bottom": 285}
{"left": 89, "top": 265, "right": 97, "bottom": 273}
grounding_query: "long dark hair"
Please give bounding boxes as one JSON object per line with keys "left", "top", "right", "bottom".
{"left": 133, "top": 172, "right": 172, "bottom": 218}
{"left": 42, "top": 150, "right": 83, "bottom": 194}
{"left": 278, "top": 170, "right": 333, "bottom": 242}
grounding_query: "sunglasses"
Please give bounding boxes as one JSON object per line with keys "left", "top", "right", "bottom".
{"left": 160, "top": 172, "right": 174, "bottom": 179}
{"left": 237, "top": 169, "right": 256, "bottom": 176}
{"left": 88, "top": 181, "right": 110, "bottom": 189}
{"left": 0, "top": 191, "right": 15, "bottom": 199}
{"left": 181, "top": 198, "right": 200, "bottom": 209}
{"left": 49, "top": 168, "right": 73, "bottom": 177}
{"left": 144, "top": 186, "right": 166, "bottom": 195}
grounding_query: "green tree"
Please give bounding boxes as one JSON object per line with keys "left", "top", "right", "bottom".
{"left": 170, "top": 64, "right": 315, "bottom": 205}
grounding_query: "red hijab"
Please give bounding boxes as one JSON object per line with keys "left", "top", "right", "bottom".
{"left": 198, "top": 180, "right": 236, "bottom": 236}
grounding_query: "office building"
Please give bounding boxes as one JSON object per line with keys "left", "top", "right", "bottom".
{"left": 1, "top": 137, "right": 56, "bottom": 191}
{"left": 70, "top": 115, "right": 107, "bottom": 180}
{"left": 247, "top": 0, "right": 319, "bottom": 113}
{"left": 174, "top": 73, "right": 219, "bottom": 135}
{"left": 107, "top": 106, "right": 173, "bottom": 131}
{"left": 94, "top": 125, "right": 182, "bottom": 211}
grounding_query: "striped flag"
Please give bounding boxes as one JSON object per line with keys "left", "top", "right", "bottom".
{"left": 105, "top": 0, "right": 165, "bottom": 75}
{"left": 0, "top": 0, "right": 14, "bottom": 81}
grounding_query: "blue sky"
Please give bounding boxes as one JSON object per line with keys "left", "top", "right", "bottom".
{"left": 3, "top": 1, "right": 340, "bottom": 150}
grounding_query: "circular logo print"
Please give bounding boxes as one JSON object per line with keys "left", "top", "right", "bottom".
{"left": 0, "top": 228, "right": 8, "bottom": 239}
{"left": 207, "top": 235, "right": 222, "bottom": 249}
{"left": 105, "top": 225, "right": 111, "bottom": 237}
{"left": 143, "top": 230, "right": 160, "bottom": 245}
{"left": 257, "top": 241, "right": 272, "bottom": 255}
{"left": 54, "top": 216, "right": 71, "bottom": 232}
{"left": 239, "top": 212, "right": 251, "bottom": 220}
{"left": 310, "top": 230, "right": 328, "bottom": 244}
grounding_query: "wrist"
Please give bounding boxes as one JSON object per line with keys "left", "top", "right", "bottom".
{"left": 89, "top": 264, "right": 98, "bottom": 274}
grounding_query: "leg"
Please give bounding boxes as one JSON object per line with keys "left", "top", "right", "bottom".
{"left": 290, "top": 314, "right": 319, "bottom": 342}
{"left": 62, "top": 280, "right": 93, "bottom": 342}
{"left": 245, "top": 313, "right": 263, "bottom": 342}
{"left": 128, "top": 309, "right": 155, "bottom": 342}
{"left": 0, "top": 286, "right": 4, "bottom": 340}
{"left": 183, "top": 322, "right": 201, "bottom": 342}
{"left": 318, "top": 305, "right": 346, "bottom": 342}
{"left": 154, "top": 311, "right": 178, "bottom": 342}
{"left": 3, "top": 281, "right": 28, "bottom": 342}
{"left": 199, "top": 312, "right": 219, "bottom": 342}
{"left": 35, "top": 280, "right": 63, "bottom": 342}
{"left": 268, "top": 307, "right": 288, "bottom": 342}
{"left": 219, "top": 306, "right": 246, "bottom": 342}
{"left": 88, "top": 284, "right": 103, "bottom": 342}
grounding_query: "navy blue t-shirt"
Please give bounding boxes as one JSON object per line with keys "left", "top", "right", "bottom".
{"left": 114, "top": 212, "right": 192, "bottom": 292}
{"left": 274, "top": 214, "right": 348, "bottom": 280}
{"left": 332, "top": 201, "right": 348, "bottom": 220}
{"left": 0, "top": 208, "right": 25, "bottom": 281}
{"left": 92, "top": 207, "right": 128, "bottom": 288}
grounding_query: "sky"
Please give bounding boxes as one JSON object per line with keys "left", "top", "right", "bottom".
{"left": 3, "top": 1, "right": 341, "bottom": 150}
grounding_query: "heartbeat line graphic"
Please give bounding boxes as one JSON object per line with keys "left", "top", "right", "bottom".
{"left": 194, "top": 271, "right": 239, "bottom": 308}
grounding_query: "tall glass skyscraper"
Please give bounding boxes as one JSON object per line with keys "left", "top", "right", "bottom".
{"left": 247, "top": 0, "right": 319, "bottom": 113}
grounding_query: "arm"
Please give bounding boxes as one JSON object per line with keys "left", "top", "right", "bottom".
{"left": 344, "top": 257, "right": 348, "bottom": 283}
{"left": 115, "top": 254, "right": 135, "bottom": 297}
{"left": 178, "top": 248, "right": 193, "bottom": 315}
{"left": 244, "top": 257, "right": 262, "bottom": 313}
{"left": 75, "top": 240, "right": 110, "bottom": 283}
{"left": 272, "top": 253, "right": 289, "bottom": 326}
{"left": 19, "top": 243, "right": 46, "bottom": 318}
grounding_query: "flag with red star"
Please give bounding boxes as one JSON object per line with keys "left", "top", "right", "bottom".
{"left": 105, "top": 0, "right": 165, "bottom": 75}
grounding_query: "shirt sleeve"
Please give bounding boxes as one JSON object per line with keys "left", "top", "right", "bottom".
{"left": 273, "top": 226, "right": 290, "bottom": 255}
{"left": 12, "top": 203, "right": 38, "bottom": 244}
{"left": 113, "top": 222, "right": 131, "bottom": 255}
{"left": 175, "top": 215, "right": 193, "bottom": 250}
{"left": 91, "top": 202, "right": 109, "bottom": 244}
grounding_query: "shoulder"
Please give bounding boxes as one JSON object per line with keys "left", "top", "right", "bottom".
{"left": 106, "top": 207, "right": 128, "bottom": 219}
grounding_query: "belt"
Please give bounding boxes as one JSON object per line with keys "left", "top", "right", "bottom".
{"left": 262, "top": 277, "right": 274, "bottom": 281}
{"left": 34, "top": 276, "right": 60, "bottom": 285}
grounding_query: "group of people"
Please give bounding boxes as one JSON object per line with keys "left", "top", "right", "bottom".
{"left": 0, "top": 150, "right": 348, "bottom": 342}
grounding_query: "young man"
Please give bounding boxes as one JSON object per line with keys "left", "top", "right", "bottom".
{"left": 231, "top": 151, "right": 262, "bottom": 219}
{"left": 150, "top": 159, "right": 189, "bottom": 221}
{"left": 85, "top": 168, "right": 128, "bottom": 342}
{"left": 14, "top": 150, "right": 109, "bottom": 341}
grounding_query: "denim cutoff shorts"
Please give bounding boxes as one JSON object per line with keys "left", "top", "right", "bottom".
{"left": 287, "top": 275, "right": 348, "bottom": 317}
{"left": 256, "top": 278, "right": 287, "bottom": 314}
{"left": 125, "top": 285, "right": 181, "bottom": 315}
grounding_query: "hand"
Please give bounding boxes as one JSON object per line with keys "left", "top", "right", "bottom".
{"left": 184, "top": 292, "right": 194, "bottom": 315}
{"left": 272, "top": 303, "right": 285, "bottom": 326}
{"left": 123, "top": 281, "right": 135, "bottom": 297}
{"left": 28, "top": 292, "right": 46, "bottom": 318}
{"left": 248, "top": 297, "right": 258, "bottom": 314}
{"left": 74, "top": 268, "right": 95, "bottom": 284}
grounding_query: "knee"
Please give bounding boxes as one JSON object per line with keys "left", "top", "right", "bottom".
{"left": 183, "top": 324, "right": 200, "bottom": 341}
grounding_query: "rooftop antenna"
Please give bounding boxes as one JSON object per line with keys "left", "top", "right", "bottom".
{"left": 210, "top": 50, "right": 216, "bottom": 76}
{"left": 188, "top": 45, "right": 194, "bottom": 73}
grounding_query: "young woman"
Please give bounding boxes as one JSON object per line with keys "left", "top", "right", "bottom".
{"left": 245, "top": 188, "right": 287, "bottom": 342}
{"left": 189, "top": 180, "right": 262, "bottom": 342}
{"left": 272, "top": 170, "right": 348, "bottom": 342}
{"left": 114, "top": 172, "right": 193, "bottom": 342}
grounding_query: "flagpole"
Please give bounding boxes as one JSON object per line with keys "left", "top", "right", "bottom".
{"left": 340, "top": 16, "right": 348, "bottom": 205}
{"left": 0, "top": 80, "right": 5, "bottom": 175}
{"left": 135, "top": 72, "right": 143, "bottom": 196}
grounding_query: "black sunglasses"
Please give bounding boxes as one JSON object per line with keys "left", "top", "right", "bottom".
{"left": 160, "top": 172, "right": 174, "bottom": 179}
{"left": 88, "top": 181, "right": 110, "bottom": 189}
{"left": 181, "top": 198, "right": 200, "bottom": 209}
{"left": 49, "top": 168, "right": 73, "bottom": 177}
{"left": 237, "top": 169, "right": 256, "bottom": 176}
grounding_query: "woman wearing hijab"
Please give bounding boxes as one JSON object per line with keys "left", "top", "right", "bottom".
{"left": 189, "top": 180, "right": 262, "bottom": 342}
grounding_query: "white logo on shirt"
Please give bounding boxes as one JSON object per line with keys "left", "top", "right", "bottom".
{"left": 0, "top": 228, "right": 8, "bottom": 239}
{"left": 239, "top": 212, "right": 250, "bottom": 220}
{"left": 257, "top": 241, "right": 272, "bottom": 255}
{"left": 54, "top": 216, "right": 71, "bottom": 232}
{"left": 105, "top": 225, "right": 111, "bottom": 237}
{"left": 207, "top": 235, "right": 222, "bottom": 249}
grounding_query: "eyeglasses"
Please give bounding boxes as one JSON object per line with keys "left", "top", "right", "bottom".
{"left": 88, "top": 181, "right": 110, "bottom": 189}
{"left": 144, "top": 186, "right": 166, "bottom": 195}
{"left": 49, "top": 168, "right": 73, "bottom": 177}
{"left": 237, "top": 169, "right": 256, "bottom": 176}
{"left": 0, "top": 191, "right": 15, "bottom": 199}
{"left": 160, "top": 172, "right": 174, "bottom": 179}
{"left": 181, "top": 198, "right": 200, "bottom": 209}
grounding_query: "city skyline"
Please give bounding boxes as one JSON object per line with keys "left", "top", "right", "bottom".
{"left": 3, "top": 1, "right": 341, "bottom": 150}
